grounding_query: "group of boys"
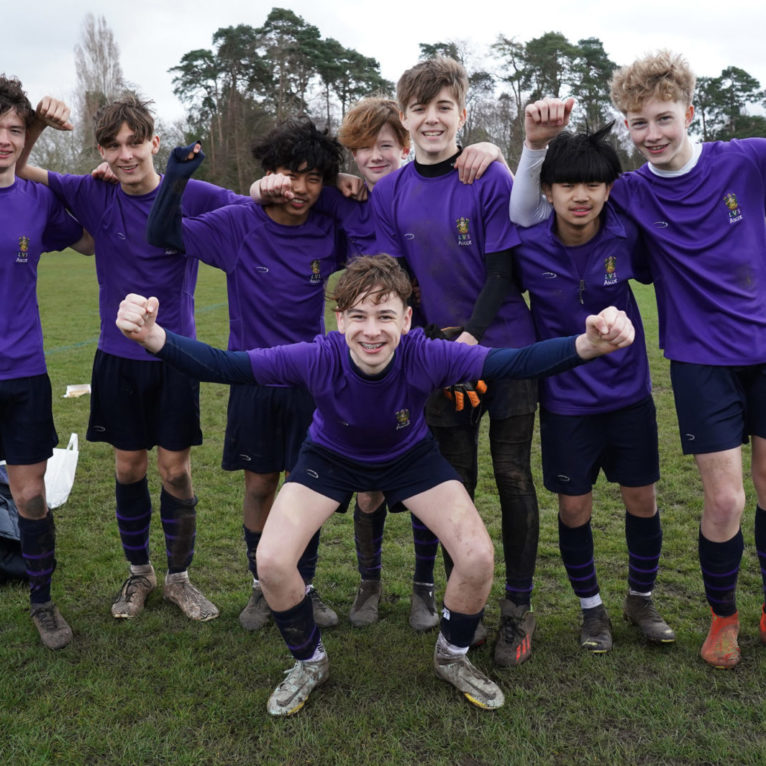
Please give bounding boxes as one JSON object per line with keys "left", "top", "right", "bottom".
{"left": 510, "top": 51, "right": 766, "bottom": 671}
{"left": 3, "top": 44, "right": 766, "bottom": 716}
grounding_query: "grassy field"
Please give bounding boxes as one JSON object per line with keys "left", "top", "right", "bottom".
{"left": 1, "top": 252, "right": 765, "bottom": 765}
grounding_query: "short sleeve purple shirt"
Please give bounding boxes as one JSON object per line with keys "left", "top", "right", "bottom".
{"left": 515, "top": 205, "right": 652, "bottom": 414}
{"left": 610, "top": 139, "right": 766, "bottom": 365}
{"left": 246, "top": 329, "right": 489, "bottom": 462}
{"left": 47, "top": 172, "right": 240, "bottom": 361}
{"left": 181, "top": 203, "right": 345, "bottom": 349}
{"left": 314, "top": 187, "right": 375, "bottom": 256}
{"left": 0, "top": 179, "right": 82, "bottom": 379}
{"left": 371, "top": 162, "right": 535, "bottom": 348}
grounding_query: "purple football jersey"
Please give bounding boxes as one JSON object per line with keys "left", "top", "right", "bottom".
{"left": 48, "top": 172, "right": 240, "bottom": 361}
{"left": 247, "top": 329, "right": 488, "bottom": 462}
{"left": 181, "top": 202, "right": 345, "bottom": 349}
{"left": 516, "top": 205, "right": 652, "bottom": 414}
{"left": 610, "top": 139, "right": 766, "bottom": 364}
{"left": 0, "top": 179, "right": 82, "bottom": 379}
{"left": 372, "top": 162, "right": 535, "bottom": 348}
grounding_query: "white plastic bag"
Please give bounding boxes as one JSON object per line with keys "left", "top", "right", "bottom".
{"left": 44, "top": 433, "right": 79, "bottom": 509}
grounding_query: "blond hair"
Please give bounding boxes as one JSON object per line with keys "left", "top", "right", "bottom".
{"left": 610, "top": 50, "right": 696, "bottom": 113}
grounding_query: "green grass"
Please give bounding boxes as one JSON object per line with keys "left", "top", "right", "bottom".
{"left": 1, "top": 254, "right": 765, "bottom": 765}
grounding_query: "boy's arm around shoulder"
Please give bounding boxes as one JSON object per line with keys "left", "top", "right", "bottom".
{"left": 455, "top": 142, "right": 509, "bottom": 184}
{"left": 15, "top": 97, "right": 74, "bottom": 186}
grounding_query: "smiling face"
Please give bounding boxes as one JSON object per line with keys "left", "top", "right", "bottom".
{"left": 544, "top": 181, "right": 612, "bottom": 245}
{"left": 336, "top": 290, "right": 412, "bottom": 376}
{"left": 264, "top": 163, "right": 323, "bottom": 226}
{"left": 624, "top": 98, "right": 694, "bottom": 171}
{"left": 0, "top": 108, "right": 25, "bottom": 182}
{"left": 400, "top": 86, "right": 466, "bottom": 165}
{"left": 98, "top": 122, "right": 160, "bottom": 195}
{"left": 352, "top": 123, "right": 409, "bottom": 189}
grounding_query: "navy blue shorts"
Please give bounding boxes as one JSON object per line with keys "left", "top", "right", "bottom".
{"left": 426, "top": 377, "right": 537, "bottom": 427}
{"left": 0, "top": 374, "right": 57, "bottom": 464}
{"left": 540, "top": 396, "right": 659, "bottom": 495}
{"left": 670, "top": 361, "right": 766, "bottom": 455}
{"left": 87, "top": 350, "right": 202, "bottom": 451}
{"left": 286, "top": 434, "right": 461, "bottom": 509}
{"left": 222, "top": 383, "right": 315, "bottom": 473}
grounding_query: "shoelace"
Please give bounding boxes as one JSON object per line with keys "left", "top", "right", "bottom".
{"left": 118, "top": 574, "right": 152, "bottom": 601}
{"left": 33, "top": 605, "right": 58, "bottom": 630}
{"left": 501, "top": 614, "right": 526, "bottom": 641}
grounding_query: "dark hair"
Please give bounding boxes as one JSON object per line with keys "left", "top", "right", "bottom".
{"left": 252, "top": 117, "right": 342, "bottom": 184}
{"left": 331, "top": 254, "right": 412, "bottom": 312}
{"left": 0, "top": 75, "right": 33, "bottom": 126}
{"left": 540, "top": 122, "right": 622, "bottom": 186}
{"left": 94, "top": 94, "right": 155, "bottom": 146}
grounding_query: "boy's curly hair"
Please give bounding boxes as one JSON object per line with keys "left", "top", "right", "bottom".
{"left": 252, "top": 117, "right": 342, "bottom": 184}
{"left": 0, "top": 75, "right": 33, "bottom": 126}
{"left": 610, "top": 50, "right": 696, "bottom": 113}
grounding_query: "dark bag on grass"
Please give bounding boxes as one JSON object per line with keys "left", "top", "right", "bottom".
{"left": 0, "top": 465, "right": 27, "bottom": 582}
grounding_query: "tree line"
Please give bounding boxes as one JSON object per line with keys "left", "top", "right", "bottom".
{"left": 32, "top": 10, "right": 766, "bottom": 193}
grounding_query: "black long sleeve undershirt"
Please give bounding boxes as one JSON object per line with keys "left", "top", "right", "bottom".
{"left": 145, "top": 142, "right": 204, "bottom": 252}
{"left": 153, "top": 330, "right": 585, "bottom": 388}
{"left": 413, "top": 150, "right": 516, "bottom": 343}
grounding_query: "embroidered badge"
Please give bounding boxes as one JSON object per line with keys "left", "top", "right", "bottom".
{"left": 309, "top": 259, "right": 322, "bottom": 283}
{"left": 456, "top": 217, "right": 472, "bottom": 246}
{"left": 16, "top": 235, "right": 30, "bottom": 263}
{"left": 603, "top": 255, "right": 617, "bottom": 285}
{"left": 723, "top": 193, "right": 742, "bottom": 224}
{"left": 395, "top": 409, "right": 411, "bottom": 430}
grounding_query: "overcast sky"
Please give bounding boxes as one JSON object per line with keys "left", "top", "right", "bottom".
{"left": 7, "top": 0, "right": 766, "bottom": 125}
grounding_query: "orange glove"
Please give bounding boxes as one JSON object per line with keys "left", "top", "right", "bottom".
{"left": 444, "top": 379, "right": 488, "bottom": 411}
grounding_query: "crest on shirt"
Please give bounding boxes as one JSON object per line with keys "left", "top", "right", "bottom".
{"left": 309, "top": 259, "right": 322, "bottom": 284}
{"left": 395, "top": 408, "right": 411, "bottom": 430}
{"left": 603, "top": 255, "right": 617, "bottom": 285}
{"left": 723, "top": 193, "right": 742, "bottom": 224}
{"left": 456, "top": 217, "right": 472, "bottom": 246}
{"left": 16, "top": 235, "right": 30, "bottom": 263}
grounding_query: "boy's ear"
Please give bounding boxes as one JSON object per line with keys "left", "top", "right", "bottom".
{"left": 402, "top": 305, "right": 412, "bottom": 334}
{"left": 335, "top": 309, "right": 345, "bottom": 333}
{"left": 459, "top": 107, "right": 467, "bottom": 129}
{"left": 685, "top": 104, "right": 695, "bottom": 127}
{"left": 542, "top": 183, "right": 553, "bottom": 203}
{"left": 151, "top": 135, "right": 160, "bottom": 155}
{"left": 604, "top": 182, "right": 614, "bottom": 201}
